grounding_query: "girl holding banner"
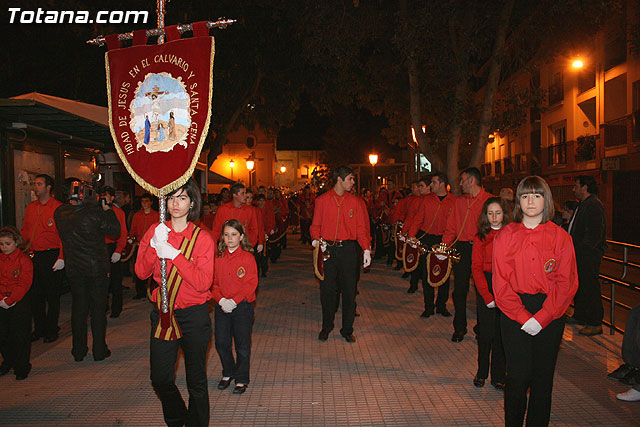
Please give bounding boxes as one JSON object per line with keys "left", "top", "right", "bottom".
{"left": 135, "top": 178, "right": 214, "bottom": 426}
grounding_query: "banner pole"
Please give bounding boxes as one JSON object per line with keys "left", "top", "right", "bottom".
{"left": 156, "top": 0, "right": 168, "bottom": 314}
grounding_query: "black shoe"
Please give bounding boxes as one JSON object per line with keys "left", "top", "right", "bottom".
{"left": 407, "top": 286, "right": 417, "bottom": 294}
{"left": 217, "top": 377, "right": 233, "bottom": 390}
{"left": 393, "top": 264, "right": 402, "bottom": 271}
{"left": 16, "top": 372, "right": 29, "bottom": 381}
{"left": 31, "top": 332, "right": 42, "bottom": 342}
{"left": 233, "top": 384, "right": 248, "bottom": 394}
{"left": 110, "top": 312, "right": 121, "bottom": 318}
{"left": 436, "top": 307, "right": 452, "bottom": 317}
{"left": 43, "top": 333, "right": 58, "bottom": 343}
{"left": 94, "top": 349, "right": 111, "bottom": 361}
{"left": 0, "top": 365, "right": 11, "bottom": 376}
{"left": 491, "top": 379, "right": 506, "bottom": 390}
{"left": 420, "top": 308, "right": 434, "bottom": 318}
{"left": 341, "top": 333, "right": 356, "bottom": 343}
{"left": 318, "top": 330, "right": 330, "bottom": 341}
{"left": 608, "top": 364, "right": 634, "bottom": 381}
{"left": 355, "top": 311, "right": 361, "bottom": 317}
{"left": 451, "top": 331, "right": 465, "bottom": 343}
{"left": 473, "top": 376, "right": 485, "bottom": 388}
{"left": 74, "top": 354, "right": 86, "bottom": 362}
{"left": 621, "top": 369, "right": 640, "bottom": 386}
{"left": 401, "top": 272, "right": 410, "bottom": 279}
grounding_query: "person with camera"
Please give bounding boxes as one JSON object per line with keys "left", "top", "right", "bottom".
{"left": 54, "top": 178, "right": 120, "bottom": 362}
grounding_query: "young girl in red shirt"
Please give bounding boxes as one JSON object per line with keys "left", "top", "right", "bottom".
{"left": 472, "top": 197, "right": 511, "bottom": 390}
{"left": 0, "top": 226, "right": 34, "bottom": 380}
{"left": 213, "top": 219, "right": 258, "bottom": 395}
{"left": 493, "top": 176, "right": 578, "bottom": 426}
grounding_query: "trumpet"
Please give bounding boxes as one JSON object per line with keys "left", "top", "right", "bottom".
{"left": 428, "top": 242, "right": 461, "bottom": 262}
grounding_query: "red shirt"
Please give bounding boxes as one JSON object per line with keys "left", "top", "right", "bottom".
{"left": 442, "top": 189, "right": 493, "bottom": 245}
{"left": 211, "top": 202, "right": 260, "bottom": 247}
{"left": 135, "top": 222, "right": 214, "bottom": 309}
{"left": 492, "top": 221, "right": 578, "bottom": 328}
{"left": 259, "top": 204, "right": 276, "bottom": 236}
{"left": 310, "top": 189, "right": 372, "bottom": 251}
{"left": 106, "top": 205, "right": 128, "bottom": 253}
{"left": 402, "top": 194, "right": 427, "bottom": 235}
{"left": 21, "top": 197, "right": 63, "bottom": 253}
{"left": 391, "top": 195, "right": 413, "bottom": 224}
{"left": 130, "top": 209, "right": 159, "bottom": 241}
{"left": 407, "top": 193, "right": 457, "bottom": 237}
{"left": 276, "top": 197, "right": 289, "bottom": 217}
{"left": 212, "top": 248, "right": 258, "bottom": 304}
{"left": 201, "top": 213, "right": 215, "bottom": 230}
{"left": 251, "top": 205, "right": 266, "bottom": 245}
{"left": 0, "top": 249, "right": 33, "bottom": 306}
{"left": 472, "top": 228, "right": 499, "bottom": 305}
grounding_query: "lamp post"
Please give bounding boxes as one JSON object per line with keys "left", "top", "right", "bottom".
{"left": 369, "top": 154, "right": 378, "bottom": 191}
{"left": 229, "top": 159, "right": 235, "bottom": 180}
{"left": 246, "top": 159, "right": 255, "bottom": 187}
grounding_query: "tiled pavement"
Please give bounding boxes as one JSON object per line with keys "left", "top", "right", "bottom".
{"left": 1, "top": 238, "right": 639, "bottom": 426}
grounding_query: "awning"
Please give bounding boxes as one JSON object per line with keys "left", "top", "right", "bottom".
{"left": 208, "top": 170, "right": 235, "bottom": 184}
{"left": 0, "top": 92, "right": 112, "bottom": 149}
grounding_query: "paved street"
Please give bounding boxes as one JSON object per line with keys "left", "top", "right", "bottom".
{"left": 1, "top": 238, "right": 639, "bottom": 426}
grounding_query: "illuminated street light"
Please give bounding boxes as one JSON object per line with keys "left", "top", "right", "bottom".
{"left": 572, "top": 59, "right": 584, "bottom": 69}
{"left": 369, "top": 154, "right": 378, "bottom": 190}
{"left": 246, "top": 159, "right": 255, "bottom": 170}
{"left": 280, "top": 165, "right": 287, "bottom": 173}
{"left": 229, "top": 159, "right": 235, "bottom": 168}
{"left": 369, "top": 154, "right": 378, "bottom": 166}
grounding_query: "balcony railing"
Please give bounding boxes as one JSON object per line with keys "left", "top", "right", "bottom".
{"left": 603, "top": 117, "right": 628, "bottom": 147}
{"left": 547, "top": 142, "right": 567, "bottom": 166}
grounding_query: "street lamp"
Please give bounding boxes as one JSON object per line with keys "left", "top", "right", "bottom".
{"left": 369, "top": 154, "right": 378, "bottom": 190}
{"left": 280, "top": 165, "right": 287, "bottom": 174}
{"left": 229, "top": 159, "right": 235, "bottom": 180}
{"left": 572, "top": 59, "right": 584, "bottom": 69}
{"left": 246, "top": 159, "right": 255, "bottom": 187}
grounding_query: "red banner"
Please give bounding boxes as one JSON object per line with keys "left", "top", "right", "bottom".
{"left": 105, "top": 37, "right": 215, "bottom": 195}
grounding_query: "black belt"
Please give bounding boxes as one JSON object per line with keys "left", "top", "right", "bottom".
{"left": 34, "top": 248, "right": 59, "bottom": 253}
{"left": 324, "top": 240, "right": 356, "bottom": 248}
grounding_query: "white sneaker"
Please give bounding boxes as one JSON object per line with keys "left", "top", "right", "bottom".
{"left": 616, "top": 388, "right": 640, "bottom": 402}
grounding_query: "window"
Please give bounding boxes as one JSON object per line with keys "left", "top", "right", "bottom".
{"left": 548, "top": 123, "right": 567, "bottom": 166}
{"left": 549, "top": 71, "right": 564, "bottom": 105}
{"left": 246, "top": 136, "right": 256, "bottom": 149}
{"left": 633, "top": 80, "right": 640, "bottom": 140}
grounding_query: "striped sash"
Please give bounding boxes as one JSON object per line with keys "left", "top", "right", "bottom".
{"left": 154, "top": 226, "right": 202, "bottom": 341}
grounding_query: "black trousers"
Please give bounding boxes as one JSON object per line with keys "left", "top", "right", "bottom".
{"left": 214, "top": 301, "right": 254, "bottom": 384}
{"left": 30, "top": 249, "right": 61, "bottom": 337}
{"left": 321, "top": 241, "right": 358, "bottom": 335}
{"left": 421, "top": 234, "right": 450, "bottom": 311}
{"left": 622, "top": 304, "right": 640, "bottom": 369}
{"left": 0, "top": 296, "right": 32, "bottom": 376}
{"left": 255, "top": 246, "right": 269, "bottom": 277}
{"left": 452, "top": 241, "right": 473, "bottom": 334}
{"left": 107, "top": 242, "right": 123, "bottom": 315}
{"left": 573, "top": 251, "right": 604, "bottom": 326}
{"left": 68, "top": 273, "right": 110, "bottom": 360}
{"left": 476, "top": 272, "right": 505, "bottom": 381}
{"left": 133, "top": 248, "right": 149, "bottom": 298}
{"left": 150, "top": 303, "right": 211, "bottom": 427}
{"left": 300, "top": 219, "right": 312, "bottom": 244}
{"left": 501, "top": 293, "right": 565, "bottom": 427}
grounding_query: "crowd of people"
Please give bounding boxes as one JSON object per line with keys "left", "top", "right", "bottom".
{"left": 0, "top": 166, "right": 638, "bottom": 427}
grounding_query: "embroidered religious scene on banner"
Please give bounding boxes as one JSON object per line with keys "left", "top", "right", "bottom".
{"left": 131, "top": 74, "right": 190, "bottom": 153}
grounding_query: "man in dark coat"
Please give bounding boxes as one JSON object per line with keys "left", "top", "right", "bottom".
{"left": 567, "top": 175, "right": 606, "bottom": 336}
{"left": 54, "top": 179, "right": 120, "bottom": 361}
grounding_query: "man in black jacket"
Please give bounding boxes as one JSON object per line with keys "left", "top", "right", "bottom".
{"left": 54, "top": 179, "right": 120, "bottom": 362}
{"left": 567, "top": 175, "right": 607, "bottom": 336}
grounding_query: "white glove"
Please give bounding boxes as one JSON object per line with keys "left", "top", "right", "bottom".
{"left": 0, "top": 298, "right": 14, "bottom": 309}
{"left": 486, "top": 301, "right": 496, "bottom": 308}
{"left": 521, "top": 317, "right": 542, "bottom": 336}
{"left": 270, "top": 229, "right": 275, "bottom": 235}
{"left": 151, "top": 223, "right": 170, "bottom": 248}
{"left": 156, "top": 241, "right": 180, "bottom": 260}
{"left": 111, "top": 252, "right": 122, "bottom": 263}
{"left": 363, "top": 249, "right": 372, "bottom": 268}
{"left": 312, "top": 239, "right": 319, "bottom": 248}
{"left": 52, "top": 259, "right": 65, "bottom": 271}
{"left": 219, "top": 298, "right": 237, "bottom": 313}
{"left": 435, "top": 254, "right": 447, "bottom": 261}
{"left": 257, "top": 244, "right": 264, "bottom": 253}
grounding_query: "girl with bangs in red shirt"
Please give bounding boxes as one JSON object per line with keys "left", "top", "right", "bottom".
{"left": 493, "top": 176, "right": 578, "bottom": 426}
{"left": 0, "top": 226, "right": 33, "bottom": 380}
{"left": 212, "top": 219, "right": 258, "bottom": 395}
{"left": 471, "top": 196, "right": 511, "bottom": 390}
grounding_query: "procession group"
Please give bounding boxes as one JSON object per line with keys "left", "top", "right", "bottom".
{"left": 2, "top": 162, "right": 630, "bottom": 426}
